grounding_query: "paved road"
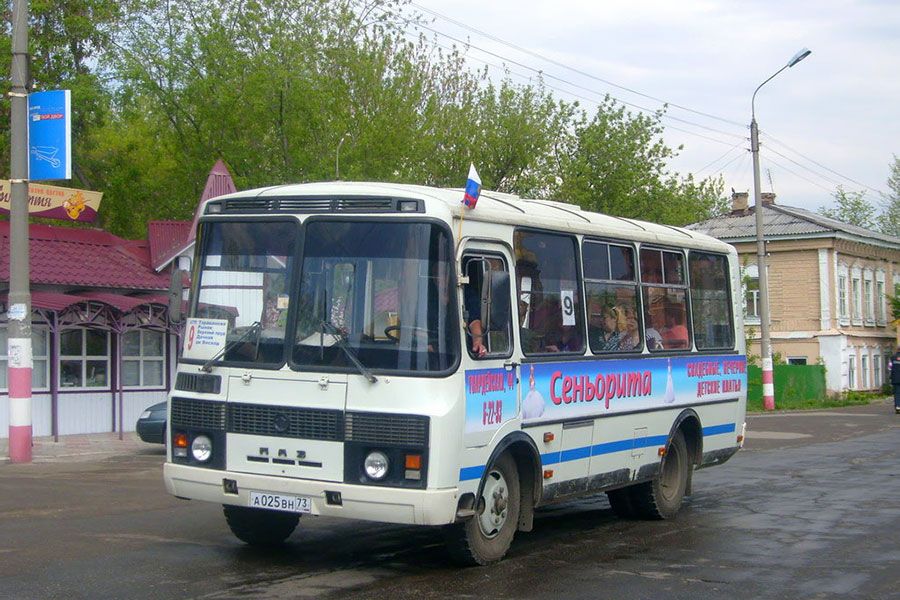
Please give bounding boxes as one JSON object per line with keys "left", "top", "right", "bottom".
{"left": 0, "top": 401, "right": 897, "bottom": 599}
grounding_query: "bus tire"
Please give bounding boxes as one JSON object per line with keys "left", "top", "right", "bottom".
{"left": 444, "top": 453, "right": 520, "bottom": 566}
{"left": 631, "top": 430, "right": 689, "bottom": 520}
{"left": 223, "top": 505, "right": 300, "bottom": 546}
{"left": 606, "top": 487, "right": 637, "bottom": 519}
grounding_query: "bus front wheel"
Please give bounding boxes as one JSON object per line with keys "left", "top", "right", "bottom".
{"left": 445, "top": 453, "right": 521, "bottom": 565}
{"left": 631, "top": 430, "right": 689, "bottom": 520}
{"left": 223, "top": 505, "right": 300, "bottom": 546}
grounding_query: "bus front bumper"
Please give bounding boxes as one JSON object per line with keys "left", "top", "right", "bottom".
{"left": 164, "top": 463, "right": 460, "bottom": 526}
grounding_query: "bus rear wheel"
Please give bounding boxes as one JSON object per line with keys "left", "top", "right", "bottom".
{"left": 445, "top": 453, "right": 521, "bottom": 565}
{"left": 631, "top": 430, "right": 689, "bottom": 520}
{"left": 223, "top": 505, "right": 300, "bottom": 546}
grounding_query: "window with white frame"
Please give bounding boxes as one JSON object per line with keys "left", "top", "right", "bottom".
{"left": 852, "top": 277, "right": 861, "bottom": 320}
{"left": 0, "top": 326, "right": 50, "bottom": 390}
{"left": 122, "top": 330, "right": 165, "bottom": 388}
{"left": 838, "top": 274, "right": 848, "bottom": 319}
{"left": 864, "top": 278, "right": 873, "bottom": 322}
{"left": 848, "top": 354, "right": 856, "bottom": 389}
{"left": 874, "top": 354, "right": 882, "bottom": 387}
{"left": 743, "top": 264, "right": 760, "bottom": 321}
{"left": 59, "top": 328, "right": 109, "bottom": 388}
{"left": 876, "top": 279, "right": 885, "bottom": 323}
{"left": 861, "top": 354, "right": 869, "bottom": 388}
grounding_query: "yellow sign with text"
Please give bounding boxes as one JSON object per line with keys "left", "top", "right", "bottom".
{"left": 0, "top": 180, "right": 103, "bottom": 222}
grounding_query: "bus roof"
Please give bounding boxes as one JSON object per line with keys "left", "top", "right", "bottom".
{"left": 205, "top": 181, "right": 733, "bottom": 254}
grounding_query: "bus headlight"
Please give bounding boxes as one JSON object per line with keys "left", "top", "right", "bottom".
{"left": 191, "top": 435, "right": 213, "bottom": 462}
{"left": 364, "top": 451, "right": 389, "bottom": 480}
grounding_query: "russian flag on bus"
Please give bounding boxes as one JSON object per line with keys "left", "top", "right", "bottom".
{"left": 462, "top": 164, "right": 482, "bottom": 209}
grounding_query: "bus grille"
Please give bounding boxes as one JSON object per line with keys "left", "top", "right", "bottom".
{"left": 229, "top": 403, "right": 342, "bottom": 441}
{"left": 170, "top": 397, "right": 226, "bottom": 431}
{"left": 169, "top": 399, "right": 427, "bottom": 445}
{"left": 344, "top": 412, "right": 429, "bottom": 446}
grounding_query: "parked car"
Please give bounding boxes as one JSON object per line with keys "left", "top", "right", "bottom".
{"left": 136, "top": 401, "right": 166, "bottom": 444}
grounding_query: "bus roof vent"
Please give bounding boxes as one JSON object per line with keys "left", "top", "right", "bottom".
{"left": 218, "top": 196, "right": 421, "bottom": 214}
{"left": 220, "top": 198, "right": 274, "bottom": 212}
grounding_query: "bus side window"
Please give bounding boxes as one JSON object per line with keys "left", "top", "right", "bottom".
{"left": 515, "top": 231, "right": 585, "bottom": 355}
{"left": 689, "top": 252, "right": 734, "bottom": 350}
{"left": 463, "top": 256, "right": 511, "bottom": 358}
{"left": 641, "top": 248, "right": 691, "bottom": 351}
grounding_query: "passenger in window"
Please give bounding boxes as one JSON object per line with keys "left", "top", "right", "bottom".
{"left": 597, "top": 306, "right": 623, "bottom": 352}
{"left": 546, "top": 324, "right": 582, "bottom": 353}
{"left": 663, "top": 309, "right": 689, "bottom": 349}
{"left": 587, "top": 300, "right": 604, "bottom": 349}
{"left": 621, "top": 313, "right": 641, "bottom": 351}
{"left": 463, "top": 280, "right": 487, "bottom": 357}
{"left": 645, "top": 309, "right": 665, "bottom": 350}
{"left": 262, "top": 292, "right": 282, "bottom": 330}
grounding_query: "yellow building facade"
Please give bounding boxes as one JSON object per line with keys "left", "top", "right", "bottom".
{"left": 689, "top": 192, "right": 900, "bottom": 393}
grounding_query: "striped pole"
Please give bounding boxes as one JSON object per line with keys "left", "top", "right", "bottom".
{"left": 762, "top": 356, "right": 775, "bottom": 411}
{"left": 8, "top": 0, "right": 32, "bottom": 462}
{"left": 8, "top": 338, "right": 32, "bottom": 462}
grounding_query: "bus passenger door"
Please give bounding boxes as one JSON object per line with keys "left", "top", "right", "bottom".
{"left": 461, "top": 248, "right": 519, "bottom": 449}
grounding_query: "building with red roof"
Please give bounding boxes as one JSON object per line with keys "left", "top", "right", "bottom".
{"left": 1, "top": 161, "right": 236, "bottom": 441}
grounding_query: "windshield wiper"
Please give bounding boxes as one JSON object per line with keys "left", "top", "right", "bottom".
{"left": 320, "top": 320, "right": 377, "bottom": 383}
{"left": 200, "top": 321, "right": 262, "bottom": 372}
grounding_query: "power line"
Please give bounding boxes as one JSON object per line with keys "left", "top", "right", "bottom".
{"left": 761, "top": 131, "right": 887, "bottom": 195}
{"left": 410, "top": 2, "right": 746, "bottom": 128}
{"left": 406, "top": 31, "right": 742, "bottom": 149}
{"left": 408, "top": 3, "right": 888, "bottom": 202}
{"left": 400, "top": 15, "right": 748, "bottom": 143}
{"left": 695, "top": 142, "right": 747, "bottom": 176}
{"left": 762, "top": 155, "right": 835, "bottom": 194}
{"left": 762, "top": 144, "right": 844, "bottom": 189}
{"left": 716, "top": 148, "right": 750, "bottom": 183}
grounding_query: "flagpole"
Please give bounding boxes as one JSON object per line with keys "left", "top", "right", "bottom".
{"left": 458, "top": 163, "right": 480, "bottom": 250}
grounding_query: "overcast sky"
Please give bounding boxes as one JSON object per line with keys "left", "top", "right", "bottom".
{"left": 411, "top": 0, "right": 899, "bottom": 214}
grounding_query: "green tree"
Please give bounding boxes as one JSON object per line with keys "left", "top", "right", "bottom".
{"left": 554, "top": 97, "right": 727, "bottom": 225}
{"left": 819, "top": 185, "right": 877, "bottom": 229}
{"left": 3, "top": 0, "right": 729, "bottom": 237}
{"left": 0, "top": 0, "right": 122, "bottom": 187}
{"left": 880, "top": 156, "right": 900, "bottom": 237}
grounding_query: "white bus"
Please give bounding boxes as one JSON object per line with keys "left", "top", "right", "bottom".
{"left": 165, "top": 181, "right": 746, "bottom": 565}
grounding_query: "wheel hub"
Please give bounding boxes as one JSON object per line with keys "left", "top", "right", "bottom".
{"left": 478, "top": 470, "right": 509, "bottom": 538}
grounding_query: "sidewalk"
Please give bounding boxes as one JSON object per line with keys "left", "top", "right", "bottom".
{"left": 0, "top": 431, "right": 159, "bottom": 464}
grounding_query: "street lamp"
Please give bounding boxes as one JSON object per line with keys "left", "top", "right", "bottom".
{"left": 335, "top": 132, "right": 351, "bottom": 180}
{"left": 751, "top": 47, "right": 811, "bottom": 411}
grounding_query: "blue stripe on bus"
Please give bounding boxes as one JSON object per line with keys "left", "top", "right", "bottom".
{"left": 702, "top": 423, "right": 736, "bottom": 437}
{"left": 459, "top": 465, "right": 485, "bottom": 481}
{"left": 459, "top": 423, "right": 735, "bottom": 481}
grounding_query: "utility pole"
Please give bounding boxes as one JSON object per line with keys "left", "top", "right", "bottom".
{"left": 8, "top": 0, "right": 32, "bottom": 462}
{"left": 750, "top": 47, "right": 811, "bottom": 411}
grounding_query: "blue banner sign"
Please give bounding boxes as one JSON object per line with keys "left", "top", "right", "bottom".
{"left": 522, "top": 355, "right": 747, "bottom": 423}
{"left": 28, "top": 90, "right": 71, "bottom": 181}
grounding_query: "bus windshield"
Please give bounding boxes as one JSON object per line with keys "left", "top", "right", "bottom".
{"left": 192, "top": 220, "right": 298, "bottom": 366}
{"left": 292, "top": 220, "right": 458, "bottom": 373}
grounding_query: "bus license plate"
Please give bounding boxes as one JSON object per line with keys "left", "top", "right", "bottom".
{"left": 248, "top": 491, "right": 312, "bottom": 514}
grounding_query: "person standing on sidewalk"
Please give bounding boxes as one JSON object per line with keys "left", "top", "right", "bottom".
{"left": 891, "top": 348, "right": 900, "bottom": 414}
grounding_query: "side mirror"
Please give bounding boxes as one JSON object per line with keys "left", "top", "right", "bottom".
{"left": 168, "top": 268, "right": 186, "bottom": 324}
{"left": 482, "top": 270, "right": 511, "bottom": 332}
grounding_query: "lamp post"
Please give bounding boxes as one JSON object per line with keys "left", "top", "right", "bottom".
{"left": 8, "top": 0, "right": 32, "bottom": 462}
{"left": 335, "top": 133, "right": 351, "bottom": 180}
{"left": 751, "top": 47, "right": 811, "bottom": 411}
